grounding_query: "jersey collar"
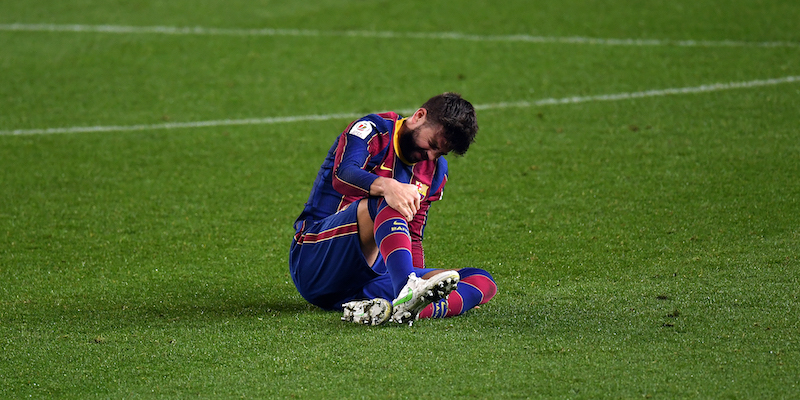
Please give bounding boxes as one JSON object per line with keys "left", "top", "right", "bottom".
{"left": 393, "top": 118, "right": 414, "bottom": 165}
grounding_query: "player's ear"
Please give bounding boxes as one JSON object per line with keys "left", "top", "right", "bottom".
{"left": 410, "top": 108, "right": 427, "bottom": 126}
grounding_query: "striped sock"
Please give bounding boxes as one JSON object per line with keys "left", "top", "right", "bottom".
{"left": 373, "top": 204, "right": 414, "bottom": 296}
{"left": 418, "top": 268, "right": 497, "bottom": 318}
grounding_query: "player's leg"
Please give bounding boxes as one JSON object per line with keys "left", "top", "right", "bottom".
{"left": 360, "top": 197, "right": 415, "bottom": 295}
{"left": 418, "top": 267, "right": 497, "bottom": 319}
{"left": 357, "top": 266, "right": 496, "bottom": 321}
{"left": 289, "top": 203, "right": 380, "bottom": 311}
{"left": 356, "top": 199, "right": 379, "bottom": 265}
{"left": 353, "top": 198, "right": 458, "bottom": 324}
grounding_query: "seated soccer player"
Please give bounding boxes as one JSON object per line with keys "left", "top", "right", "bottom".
{"left": 289, "top": 93, "right": 497, "bottom": 325}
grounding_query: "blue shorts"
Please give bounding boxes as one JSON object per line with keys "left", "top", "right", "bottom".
{"left": 289, "top": 201, "right": 434, "bottom": 310}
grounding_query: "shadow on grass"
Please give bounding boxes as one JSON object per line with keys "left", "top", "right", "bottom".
{"left": 2, "top": 285, "right": 322, "bottom": 331}
{"left": 132, "top": 297, "right": 317, "bottom": 321}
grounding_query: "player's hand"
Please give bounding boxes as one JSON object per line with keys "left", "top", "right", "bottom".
{"left": 371, "top": 177, "right": 420, "bottom": 221}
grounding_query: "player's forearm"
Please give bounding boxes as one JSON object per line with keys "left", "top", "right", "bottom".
{"left": 368, "top": 176, "right": 391, "bottom": 197}
{"left": 332, "top": 164, "right": 377, "bottom": 195}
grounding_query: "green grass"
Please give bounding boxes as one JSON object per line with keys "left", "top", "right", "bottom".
{"left": 2, "top": 0, "right": 800, "bottom": 398}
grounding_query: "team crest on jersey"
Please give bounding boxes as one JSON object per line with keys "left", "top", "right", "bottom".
{"left": 348, "top": 121, "right": 375, "bottom": 140}
{"left": 415, "top": 182, "right": 429, "bottom": 197}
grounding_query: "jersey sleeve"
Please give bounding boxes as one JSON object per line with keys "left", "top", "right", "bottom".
{"left": 331, "top": 119, "right": 380, "bottom": 196}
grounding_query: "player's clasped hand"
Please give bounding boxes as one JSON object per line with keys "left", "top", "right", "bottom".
{"left": 382, "top": 179, "right": 420, "bottom": 221}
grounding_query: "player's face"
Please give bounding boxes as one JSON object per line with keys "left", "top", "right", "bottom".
{"left": 401, "top": 108, "right": 450, "bottom": 163}
{"left": 399, "top": 124, "right": 449, "bottom": 163}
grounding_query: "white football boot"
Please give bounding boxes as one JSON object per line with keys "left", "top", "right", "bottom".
{"left": 341, "top": 298, "right": 392, "bottom": 326}
{"left": 390, "top": 270, "right": 460, "bottom": 325}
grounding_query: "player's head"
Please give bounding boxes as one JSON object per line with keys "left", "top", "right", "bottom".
{"left": 420, "top": 92, "right": 478, "bottom": 156}
{"left": 400, "top": 93, "right": 478, "bottom": 163}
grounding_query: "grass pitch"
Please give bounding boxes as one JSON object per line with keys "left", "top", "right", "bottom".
{"left": 2, "top": 1, "right": 799, "bottom": 398}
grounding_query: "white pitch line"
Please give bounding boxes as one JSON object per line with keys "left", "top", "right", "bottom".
{"left": 1, "top": 23, "right": 798, "bottom": 48}
{"left": 2, "top": 76, "right": 799, "bottom": 136}
{"left": 473, "top": 75, "right": 800, "bottom": 111}
{"left": 0, "top": 113, "right": 367, "bottom": 136}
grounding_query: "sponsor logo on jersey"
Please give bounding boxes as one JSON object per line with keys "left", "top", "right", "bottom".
{"left": 348, "top": 120, "right": 375, "bottom": 140}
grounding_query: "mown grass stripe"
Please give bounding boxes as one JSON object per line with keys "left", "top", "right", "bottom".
{"left": 2, "top": 23, "right": 798, "bottom": 48}
{"left": 2, "top": 76, "right": 798, "bottom": 136}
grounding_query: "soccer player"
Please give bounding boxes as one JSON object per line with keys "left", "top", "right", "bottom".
{"left": 289, "top": 93, "right": 497, "bottom": 325}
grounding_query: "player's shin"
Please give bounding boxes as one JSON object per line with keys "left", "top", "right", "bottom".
{"left": 373, "top": 205, "right": 415, "bottom": 295}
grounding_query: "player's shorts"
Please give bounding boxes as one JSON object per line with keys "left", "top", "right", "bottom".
{"left": 289, "top": 201, "right": 380, "bottom": 310}
{"left": 290, "top": 200, "right": 439, "bottom": 310}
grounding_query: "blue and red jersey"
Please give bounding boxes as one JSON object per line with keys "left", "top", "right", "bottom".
{"left": 294, "top": 112, "right": 449, "bottom": 268}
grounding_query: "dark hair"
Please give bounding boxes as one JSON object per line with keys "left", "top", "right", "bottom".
{"left": 421, "top": 92, "right": 478, "bottom": 155}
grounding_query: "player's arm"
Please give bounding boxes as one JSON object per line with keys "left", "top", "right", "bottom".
{"left": 334, "top": 140, "right": 419, "bottom": 221}
{"left": 331, "top": 118, "right": 419, "bottom": 220}
{"left": 331, "top": 130, "right": 378, "bottom": 196}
